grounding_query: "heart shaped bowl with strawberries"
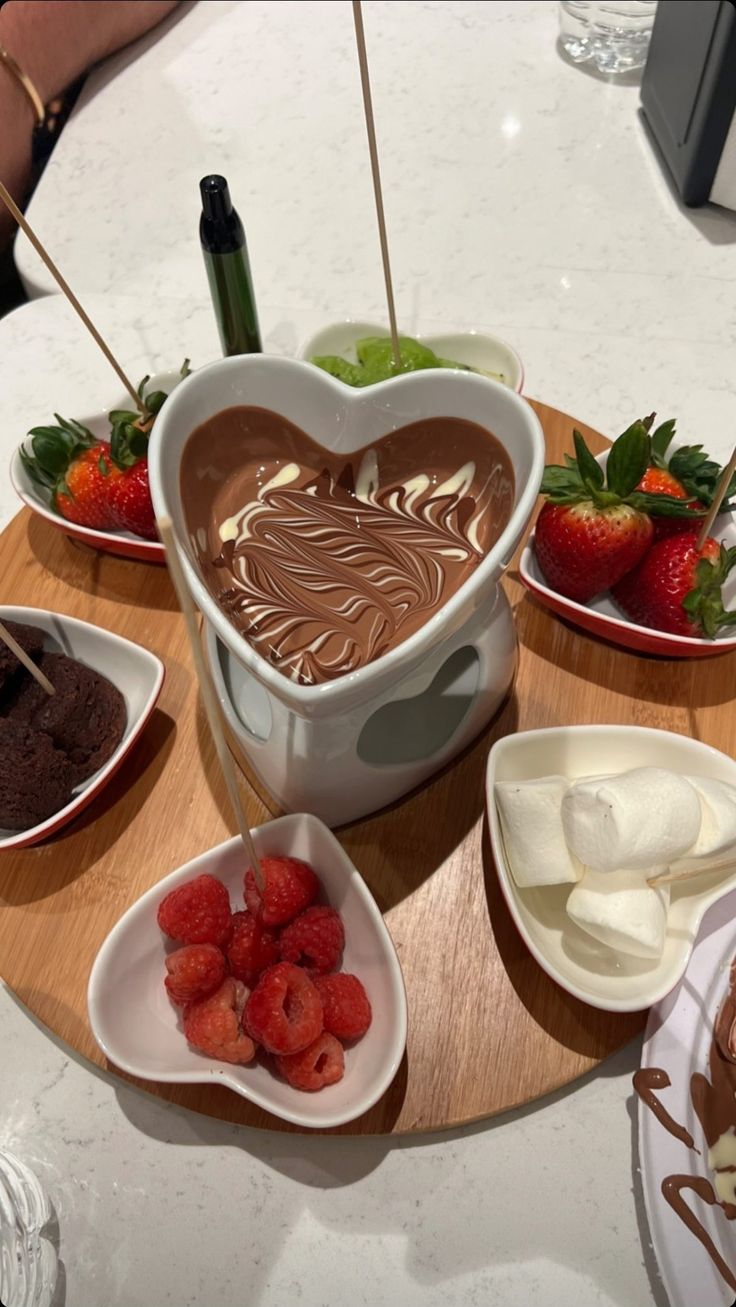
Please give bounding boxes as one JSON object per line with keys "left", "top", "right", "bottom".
{"left": 87, "top": 812, "right": 408, "bottom": 1130}
{"left": 520, "top": 418, "right": 736, "bottom": 657}
{"left": 9, "top": 369, "right": 186, "bottom": 564}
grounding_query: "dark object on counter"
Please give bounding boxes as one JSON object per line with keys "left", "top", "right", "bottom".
{"left": 0, "top": 719, "right": 77, "bottom": 830}
{"left": 4, "top": 651, "right": 126, "bottom": 783}
{"left": 640, "top": 1, "right": 736, "bottom": 208}
{"left": 199, "top": 174, "right": 262, "bottom": 356}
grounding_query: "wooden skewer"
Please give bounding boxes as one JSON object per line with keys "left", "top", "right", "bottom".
{"left": 157, "top": 516, "right": 263, "bottom": 891}
{"left": 0, "top": 620, "right": 54, "bottom": 695}
{"left": 696, "top": 444, "right": 736, "bottom": 550}
{"left": 0, "top": 180, "right": 144, "bottom": 414}
{"left": 352, "top": 0, "right": 402, "bottom": 374}
{"left": 649, "top": 859, "right": 736, "bottom": 888}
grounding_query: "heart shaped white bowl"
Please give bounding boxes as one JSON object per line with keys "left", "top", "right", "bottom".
{"left": 0, "top": 606, "right": 164, "bottom": 849}
{"left": 486, "top": 725, "right": 736, "bottom": 1013}
{"left": 147, "top": 354, "right": 544, "bottom": 717}
{"left": 298, "top": 320, "right": 524, "bottom": 392}
{"left": 87, "top": 812, "right": 408, "bottom": 1129}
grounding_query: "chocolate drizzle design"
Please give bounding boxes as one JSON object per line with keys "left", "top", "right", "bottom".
{"left": 635, "top": 960, "right": 736, "bottom": 1295}
{"left": 180, "top": 406, "right": 514, "bottom": 684}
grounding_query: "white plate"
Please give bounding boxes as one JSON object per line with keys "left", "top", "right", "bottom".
{"left": 0, "top": 606, "right": 164, "bottom": 849}
{"left": 10, "top": 370, "right": 184, "bottom": 564}
{"left": 638, "top": 890, "right": 736, "bottom": 1307}
{"left": 298, "top": 319, "right": 524, "bottom": 391}
{"left": 87, "top": 812, "right": 408, "bottom": 1130}
{"left": 486, "top": 725, "right": 736, "bottom": 1013}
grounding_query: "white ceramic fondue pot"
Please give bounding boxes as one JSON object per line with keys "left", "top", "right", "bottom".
{"left": 148, "top": 355, "right": 544, "bottom": 826}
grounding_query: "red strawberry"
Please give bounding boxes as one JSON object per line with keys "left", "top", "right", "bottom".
{"left": 107, "top": 459, "right": 157, "bottom": 540}
{"left": 164, "top": 943, "right": 227, "bottom": 1005}
{"left": 636, "top": 466, "right": 704, "bottom": 541}
{"left": 245, "top": 856, "right": 319, "bottom": 927}
{"left": 54, "top": 442, "right": 122, "bottom": 530}
{"left": 183, "top": 977, "right": 255, "bottom": 1065}
{"left": 226, "top": 910, "right": 280, "bottom": 985}
{"left": 537, "top": 419, "right": 704, "bottom": 602}
{"left": 612, "top": 533, "right": 736, "bottom": 637}
{"left": 157, "top": 873, "right": 232, "bottom": 946}
{"left": 244, "top": 962, "right": 323, "bottom": 1054}
{"left": 275, "top": 1032, "right": 344, "bottom": 1091}
{"left": 536, "top": 500, "right": 653, "bottom": 602}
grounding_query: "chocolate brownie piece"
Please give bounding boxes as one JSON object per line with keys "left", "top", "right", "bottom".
{"left": 0, "top": 621, "right": 45, "bottom": 696}
{"left": 5, "top": 651, "right": 127, "bottom": 783}
{"left": 0, "top": 719, "right": 77, "bottom": 830}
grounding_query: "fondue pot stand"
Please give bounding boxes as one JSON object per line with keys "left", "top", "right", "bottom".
{"left": 148, "top": 355, "right": 545, "bottom": 827}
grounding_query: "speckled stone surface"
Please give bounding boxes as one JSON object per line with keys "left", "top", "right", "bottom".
{"left": 3, "top": 0, "right": 735, "bottom": 1301}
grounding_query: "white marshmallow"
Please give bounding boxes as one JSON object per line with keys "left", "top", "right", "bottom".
{"left": 566, "top": 868, "right": 670, "bottom": 960}
{"left": 561, "top": 768, "right": 701, "bottom": 873}
{"left": 495, "top": 776, "right": 583, "bottom": 887}
{"left": 670, "top": 776, "right": 736, "bottom": 869}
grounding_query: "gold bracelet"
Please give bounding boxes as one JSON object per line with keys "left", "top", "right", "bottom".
{"left": 0, "top": 43, "right": 44, "bottom": 125}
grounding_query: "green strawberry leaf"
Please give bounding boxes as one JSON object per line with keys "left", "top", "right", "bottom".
{"left": 681, "top": 546, "right": 736, "bottom": 637}
{"left": 650, "top": 419, "right": 677, "bottom": 466}
{"left": 627, "top": 491, "right": 705, "bottom": 518}
{"left": 52, "top": 414, "right": 95, "bottom": 444}
{"left": 540, "top": 464, "right": 585, "bottom": 500}
{"left": 605, "top": 420, "right": 651, "bottom": 498}
{"left": 143, "top": 390, "right": 167, "bottom": 416}
{"left": 180, "top": 358, "right": 191, "bottom": 378}
{"left": 19, "top": 443, "right": 55, "bottom": 490}
{"left": 110, "top": 418, "right": 148, "bottom": 469}
{"left": 137, "top": 373, "right": 151, "bottom": 401}
{"left": 573, "top": 429, "right": 604, "bottom": 490}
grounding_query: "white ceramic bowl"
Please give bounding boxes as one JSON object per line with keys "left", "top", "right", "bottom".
{"left": 10, "top": 370, "right": 184, "bottom": 564}
{"left": 148, "top": 353, "right": 544, "bottom": 717}
{"left": 520, "top": 444, "right": 736, "bottom": 658}
{"left": 0, "top": 606, "right": 164, "bottom": 850}
{"left": 299, "top": 319, "right": 524, "bottom": 392}
{"left": 87, "top": 812, "right": 408, "bottom": 1130}
{"left": 486, "top": 725, "right": 736, "bottom": 1012}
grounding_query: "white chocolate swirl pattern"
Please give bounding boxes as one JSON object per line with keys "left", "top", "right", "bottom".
{"left": 180, "top": 408, "right": 515, "bottom": 685}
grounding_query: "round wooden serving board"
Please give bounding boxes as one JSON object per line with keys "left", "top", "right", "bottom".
{"left": 2, "top": 400, "right": 734, "bottom": 1136}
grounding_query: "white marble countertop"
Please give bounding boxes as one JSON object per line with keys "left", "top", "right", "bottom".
{"left": 4, "top": 1, "right": 736, "bottom": 1303}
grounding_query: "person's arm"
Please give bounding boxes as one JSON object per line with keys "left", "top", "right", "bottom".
{"left": 0, "top": 0, "right": 180, "bottom": 247}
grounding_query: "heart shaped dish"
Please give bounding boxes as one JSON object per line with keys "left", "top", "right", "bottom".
{"left": 87, "top": 812, "right": 408, "bottom": 1130}
{"left": 147, "top": 354, "right": 544, "bottom": 714}
{"left": 9, "top": 370, "right": 184, "bottom": 564}
{"left": 0, "top": 606, "right": 164, "bottom": 850}
{"left": 520, "top": 446, "right": 736, "bottom": 658}
{"left": 487, "top": 725, "right": 736, "bottom": 1013}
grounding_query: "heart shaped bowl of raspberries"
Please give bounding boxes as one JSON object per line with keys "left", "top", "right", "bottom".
{"left": 520, "top": 416, "right": 736, "bottom": 657}
{"left": 10, "top": 366, "right": 189, "bottom": 564}
{"left": 87, "top": 812, "right": 408, "bottom": 1129}
{"left": 0, "top": 606, "right": 164, "bottom": 849}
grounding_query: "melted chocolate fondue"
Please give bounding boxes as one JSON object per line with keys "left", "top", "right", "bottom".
{"left": 180, "top": 406, "right": 514, "bottom": 685}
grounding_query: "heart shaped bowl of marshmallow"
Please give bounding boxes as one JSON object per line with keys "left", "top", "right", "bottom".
{"left": 487, "top": 725, "right": 736, "bottom": 1012}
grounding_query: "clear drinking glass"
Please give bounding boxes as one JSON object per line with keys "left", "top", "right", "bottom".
{"left": 559, "top": 1, "right": 658, "bottom": 74}
{"left": 0, "top": 1152, "right": 57, "bottom": 1307}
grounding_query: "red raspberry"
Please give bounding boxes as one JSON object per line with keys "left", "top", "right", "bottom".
{"left": 279, "top": 906, "right": 344, "bottom": 973}
{"left": 275, "top": 1032, "right": 344, "bottom": 1091}
{"left": 164, "top": 944, "right": 226, "bottom": 1005}
{"left": 183, "top": 977, "right": 255, "bottom": 1065}
{"left": 245, "top": 856, "right": 319, "bottom": 927}
{"left": 245, "top": 962, "right": 323, "bottom": 1054}
{"left": 157, "top": 874, "right": 232, "bottom": 946}
{"left": 226, "top": 910, "right": 279, "bottom": 985}
{"left": 313, "top": 973, "right": 372, "bottom": 1040}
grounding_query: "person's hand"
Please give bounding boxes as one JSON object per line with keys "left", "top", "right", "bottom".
{"left": 0, "top": 1, "right": 180, "bottom": 252}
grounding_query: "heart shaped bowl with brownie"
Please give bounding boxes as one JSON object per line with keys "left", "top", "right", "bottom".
{"left": 520, "top": 415, "right": 736, "bottom": 657}
{"left": 0, "top": 606, "right": 164, "bottom": 849}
